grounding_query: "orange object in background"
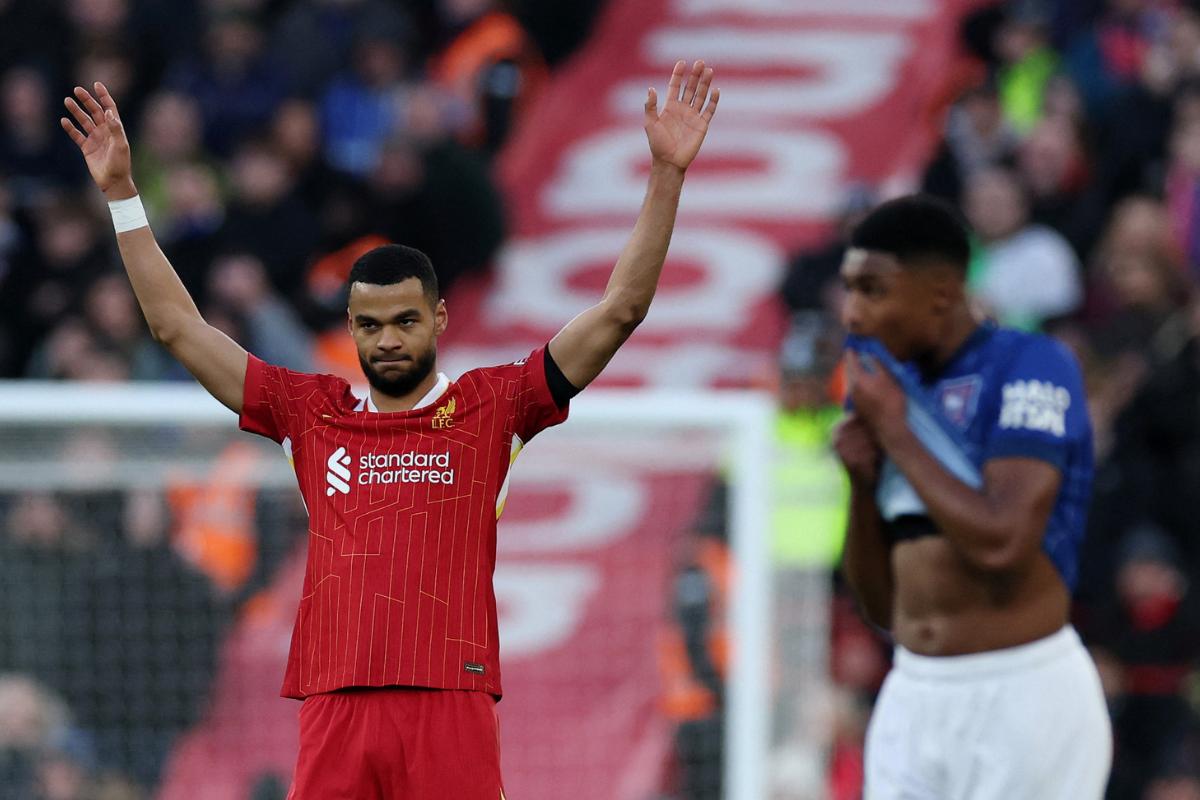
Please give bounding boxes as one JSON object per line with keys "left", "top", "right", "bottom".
{"left": 307, "top": 234, "right": 393, "bottom": 381}
{"left": 167, "top": 441, "right": 263, "bottom": 593}
{"left": 307, "top": 234, "right": 391, "bottom": 305}
{"left": 313, "top": 331, "right": 363, "bottom": 383}
{"left": 430, "top": 11, "right": 547, "bottom": 146}
{"left": 658, "top": 538, "right": 731, "bottom": 721}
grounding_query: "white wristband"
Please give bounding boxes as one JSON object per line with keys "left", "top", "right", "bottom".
{"left": 109, "top": 195, "right": 149, "bottom": 233}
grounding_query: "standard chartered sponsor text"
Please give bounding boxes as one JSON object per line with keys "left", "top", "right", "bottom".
{"left": 359, "top": 451, "right": 456, "bottom": 485}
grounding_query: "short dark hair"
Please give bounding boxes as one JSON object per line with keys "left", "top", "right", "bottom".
{"left": 347, "top": 244, "right": 439, "bottom": 306}
{"left": 849, "top": 194, "right": 971, "bottom": 272}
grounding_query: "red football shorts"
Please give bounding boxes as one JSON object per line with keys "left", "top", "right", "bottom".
{"left": 288, "top": 687, "right": 506, "bottom": 800}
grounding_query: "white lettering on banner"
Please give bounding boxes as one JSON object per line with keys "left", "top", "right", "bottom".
{"left": 625, "top": 29, "right": 910, "bottom": 119}
{"left": 613, "top": 77, "right": 897, "bottom": 122}
{"left": 547, "top": 128, "right": 843, "bottom": 219}
{"left": 498, "top": 467, "right": 645, "bottom": 554}
{"left": 678, "top": 0, "right": 933, "bottom": 17}
{"left": 494, "top": 563, "right": 600, "bottom": 658}
{"left": 999, "top": 380, "right": 1071, "bottom": 437}
{"left": 488, "top": 227, "right": 782, "bottom": 331}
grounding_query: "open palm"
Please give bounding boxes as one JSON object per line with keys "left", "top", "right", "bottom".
{"left": 60, "top": 82, "right": 132, "bottom": 196}
{"left": 645, "top": 60, "right": 719, "bottom": 171}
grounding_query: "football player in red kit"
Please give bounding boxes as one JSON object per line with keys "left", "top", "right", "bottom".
{"left": 63, "top": 60, "right": 719, "bottom": 798}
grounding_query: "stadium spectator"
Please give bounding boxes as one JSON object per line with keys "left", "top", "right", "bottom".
{"left": 0, "top": 475, "right": 228, "bottom": 790}
{"left": 0, "top": 0, "right": 66, "bottom": 77}
{"left": 205, "top": 251, "right": 315, "bottom": 373}
{"left": 1018, "top": 114, "right": 1108, "bottom": 256}
{"left": 0, "top": 674, "right": 85, "bottom": 797}
{"left": 771, "top": 311, "right": 848, "bottom": 566}
{"left": 0, "top": 176, "right": 26, "bottom": 375}
{"left": 659, "top": 514, "right": 729, "bottom": 800}
{"left": 767, "top": 314, "right": 881, "bottom": 800}
{"left": 0, "top": 66, "right": 86, "bottom": 206}
{"left": 993, "top": 1, "right": 1059, "bottom": 133}
{"left": 269, "top": 98, "right": 349, "bottom": 216}
{"left": 428, "top": 0, "right": 547, "bottom": 153}
{"left": 1101, "top": 308, "right": 1200, "bottom": 570}
{"left": 28, "top": 272, "right": 174, "bottom": 381}
{"left": 1084, "top": 524, "right": 1200, "bottom": 799}
{"left": 1062, "top": 0, "right": 1171, "bottom": 121}
{"left": 64, "top": 0, "right": 133, "bottom": 54}
{"left": 508, "top": 0, "right": 607, "bottom": 66}
{"left": 963, "top": 165, "right": 1084, "bottom": 328}
{"left": 156, "top": 161, "right": 227, "bottom": 300}
{"left": 364, "top": 127, "right": 506, "bottom": 295}
{"left": 269, "top": 0, "right": 413, "bottom": 98}
{"left": 1088, "top": 203, "right": 1189, "bottom": 358}
{"left": 71, "top": 45, "right": 141, "bottom": 134}
{"left": 920, "top": 79, "right": 1019, "bottom": 203}
{"left": 319, "top": 30, "right": 415, "bottom": 176}
{"left": 1084, "top": 195, "right": 1176, "bottom": 323}
{"left": 779, "top": 185, "right": 875, "bottom": 315}
{"left": 1166, "top": 112, "right": 1200, "bottom": 282}
{"left": 130, "top": 91, "right": 221, "bottom": 232}
{"left": 166, "top": 9, "right": 288, "bottom": 158}
{"left": 218, "top": 137, "right": 317, "bottom": 298}
{"left": 8, "top": 199, "right": 112, "bottom": 376}
{"left": 1145, "top": 773, "right": 1200, "bottom": 800}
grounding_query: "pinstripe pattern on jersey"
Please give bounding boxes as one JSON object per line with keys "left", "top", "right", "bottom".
{"left": 239, "top": 348, "right": 568, "bottom": 699}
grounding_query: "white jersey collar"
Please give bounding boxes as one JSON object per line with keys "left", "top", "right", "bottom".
{"left": 356, "top": 372, "right": 451, "bottom": 413}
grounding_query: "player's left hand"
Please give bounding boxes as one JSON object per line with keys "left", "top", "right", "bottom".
{"left": 844, "top": 350, "right": 906, "bottom": 443}
{"left": 645, "top": 60, "right": 719, "bottom": 171}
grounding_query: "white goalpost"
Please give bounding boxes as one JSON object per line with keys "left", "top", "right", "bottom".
{"left": 0, "top": 381, "right": 817, "bottom": 800}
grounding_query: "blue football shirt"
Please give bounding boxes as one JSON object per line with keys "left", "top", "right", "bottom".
{"left": 845, "top": 324, "right": 1094, "bottom": 589}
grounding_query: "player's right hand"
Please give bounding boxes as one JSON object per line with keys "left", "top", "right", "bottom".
{"left": 833, "top": 413, "right": 882, "bottom": 486}
{"left": 60, "top": 82, "right": 135, "bottom": 199}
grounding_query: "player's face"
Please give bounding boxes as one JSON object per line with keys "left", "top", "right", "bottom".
{"left": 348, "top": 278, "right": 448, "bottom": 397}
{"left": 839, "top": 249, "right": 939, "bottom": 361}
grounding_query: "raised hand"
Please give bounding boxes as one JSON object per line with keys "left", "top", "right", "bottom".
{"left": 60, "top": 82, "right": 134, "bottom": 198}
{"left": 644, "top": 60, "right": 719, "bottom": 172}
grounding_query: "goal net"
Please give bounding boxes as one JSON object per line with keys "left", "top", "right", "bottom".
{"left": 0, "top": 381, "right": 829, "bottom": 800}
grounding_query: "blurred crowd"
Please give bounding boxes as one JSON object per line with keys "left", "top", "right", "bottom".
{"left": 0, "top": 0, "right": 604, "bottom": 384}
{"left": 776, "top": 1, "right": 1200, "bottom": 798}
{"left": 0, "top": 0, "right": 602, "bottom": 796}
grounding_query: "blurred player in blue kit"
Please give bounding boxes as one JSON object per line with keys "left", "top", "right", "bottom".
{"left": 833, "top": 196, "right": 1112, "bottom": 798}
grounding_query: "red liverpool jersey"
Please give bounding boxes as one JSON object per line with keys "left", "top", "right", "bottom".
{"left": 239, "top": 346, "right": 569, "bottom": 699}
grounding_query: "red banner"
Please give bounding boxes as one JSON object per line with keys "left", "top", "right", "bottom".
{"left": 440, "top": 0, "right": 977, "bottom": 390}
{"left": 160, "top": 1, "right": 973, "bottom": 797}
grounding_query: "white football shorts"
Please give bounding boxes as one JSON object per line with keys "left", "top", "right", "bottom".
{"left": 865, "top": 625, "right": 1112, "bottom": 799}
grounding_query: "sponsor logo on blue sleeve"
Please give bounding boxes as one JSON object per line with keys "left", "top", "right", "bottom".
{"left": 999, "top": 380, "right": 1071, "bottom": 437}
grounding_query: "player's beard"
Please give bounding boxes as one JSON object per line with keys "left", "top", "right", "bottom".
{"left": 360, "top": 345, "right": 437, "bottom": 398}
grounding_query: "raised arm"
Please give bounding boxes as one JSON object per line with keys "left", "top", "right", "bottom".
{"left": 62, "top": 83, "right": 247, "bottom": 412}
{"left": 548, "top": 60, "right": 719, "bottom": 389}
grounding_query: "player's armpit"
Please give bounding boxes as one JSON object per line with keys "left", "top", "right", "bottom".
{"left": 159, "top": 316, "right": 249, "bottom": 414}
